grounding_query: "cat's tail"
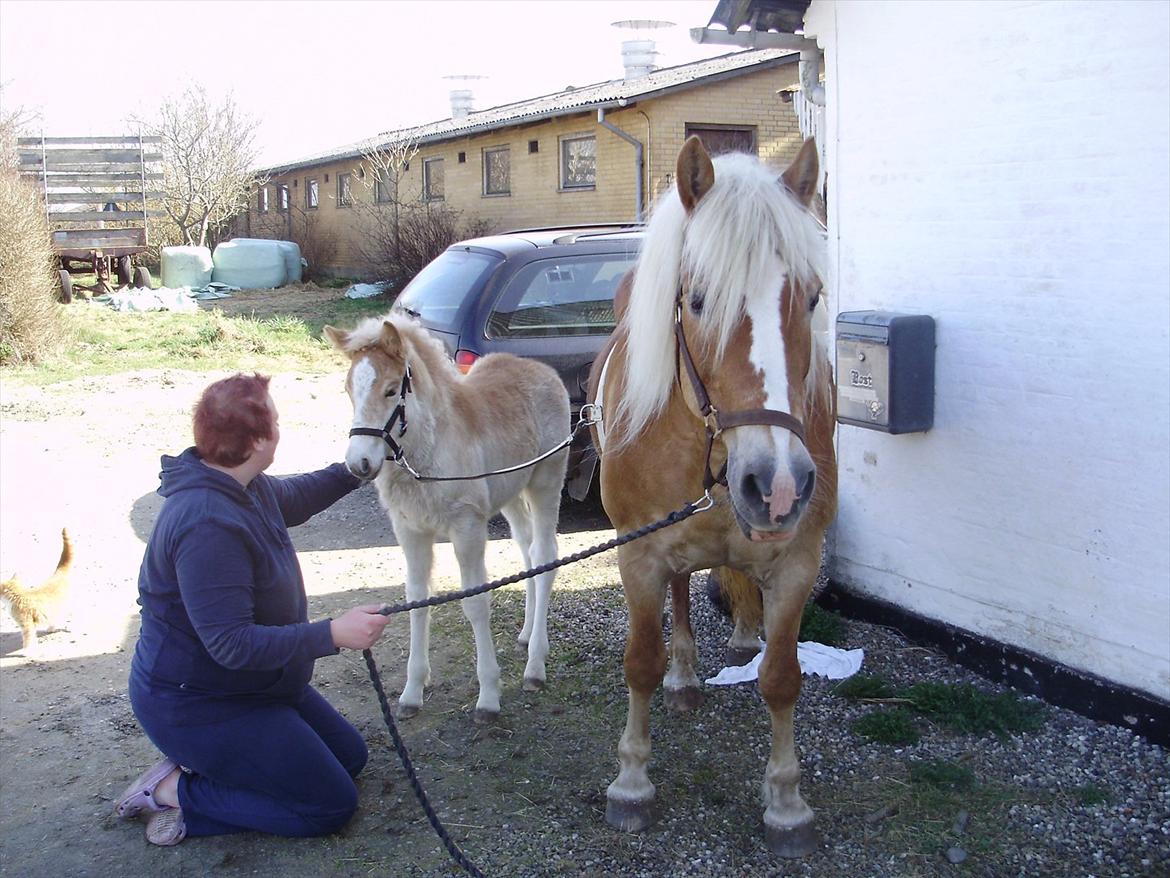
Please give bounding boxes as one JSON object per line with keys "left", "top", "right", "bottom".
{"left": 52, "top": 529, "right": 73, "bottom": 579}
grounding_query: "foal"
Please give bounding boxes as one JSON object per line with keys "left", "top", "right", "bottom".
{"left": 326, "top": 316, "right": 569, "bottom": 721}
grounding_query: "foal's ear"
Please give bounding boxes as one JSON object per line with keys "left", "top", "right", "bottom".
{"left": 677, "top": 135, "right": 715, "bottom": 213}
{"left": 379, "top": 320, "right": 403, "bottom": 357}
{"left": 322, "top": 325, "right": 349, "bottom": 350}
{"left": 781, "top": 138, "right": 819, "bottom": 207}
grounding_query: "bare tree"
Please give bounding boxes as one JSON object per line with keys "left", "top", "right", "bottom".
{"left": 131, "top": 87, "right": 263, "bottom": 247}
{"left": 356, "top": 134, "right": 420, "bottom": 269}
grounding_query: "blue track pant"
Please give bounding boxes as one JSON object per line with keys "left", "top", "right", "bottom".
{"left": 130, "top": 684, "right": 368, "bottom": 838}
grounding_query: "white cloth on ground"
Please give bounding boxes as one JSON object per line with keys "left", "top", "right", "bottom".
{"left": 704, "top": 639, "right": 864, "bottom": 686}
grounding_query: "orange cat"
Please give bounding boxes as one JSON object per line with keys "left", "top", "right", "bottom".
{"left": 0, "top": 529, "right": 73, "bottom": 652}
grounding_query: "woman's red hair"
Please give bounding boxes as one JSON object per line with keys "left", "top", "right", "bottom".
{"left": 193, "top": 373, "right": 274, "bottom": 467}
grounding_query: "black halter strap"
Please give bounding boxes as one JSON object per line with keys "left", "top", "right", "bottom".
{"left": 348, "top": 365, "right": 412, "bottom": 460}
{"left": 674, "top": 301, "right": 807, "bottom": 490}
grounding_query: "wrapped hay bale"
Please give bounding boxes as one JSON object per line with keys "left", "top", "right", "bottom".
{"left": 211, "top": 239, "right": 286, "bottom": 289}
{"left": 160, "top": 245, "right": 213, "bottom": 289}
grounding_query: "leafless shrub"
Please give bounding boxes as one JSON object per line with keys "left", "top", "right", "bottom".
{"left": 0, "top": 168, "right": 64, "bottom": 364}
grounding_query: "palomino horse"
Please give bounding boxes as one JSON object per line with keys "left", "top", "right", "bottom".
{"left": 587, "top": 137, "right": 836, "bottom": 856}
{"left": 325, "top": 315, "right": 569, "bottom": 722}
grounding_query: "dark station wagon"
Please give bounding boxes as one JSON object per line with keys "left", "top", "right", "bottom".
{"left": 391, "top": 224, "right": 643, "bottom": 499}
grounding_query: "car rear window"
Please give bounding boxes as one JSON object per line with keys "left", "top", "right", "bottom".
{"left": 393, "top": 249, "right": 501, "bottom": 332}
{"left": 486, "top": 253, "right": 636, "bottom": 338}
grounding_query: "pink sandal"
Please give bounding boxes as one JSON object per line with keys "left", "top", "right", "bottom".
{"left": 145, "top": 807, "right": 187, "bottom": 846}
{"left": 113, "top": 757, "right": 177, "bottom": 819}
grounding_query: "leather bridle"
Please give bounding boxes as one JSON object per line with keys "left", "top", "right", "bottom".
{"left": 673, "top": 298, "right": 807, "bottom": 490}
{"left": 348, "top": 364, "right": 413, "bottom": 462}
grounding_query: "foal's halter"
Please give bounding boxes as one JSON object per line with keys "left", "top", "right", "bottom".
{"left": 348, "top": 364, "right": 413, "bottom": 462}
{"left": 674, "top": 299, "right": 807, "bottom": 490}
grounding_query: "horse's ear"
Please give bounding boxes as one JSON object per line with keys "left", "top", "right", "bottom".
{"left": 379, "top": 320, "right": 403, "bottom": 357}
{"left": 323, "top": 325, "right": 349, "bottom": 350}
{"left": 676, "top": 135, "right": 715, "bottom": 213}
{"left": 781, "top": 138, "right": 819, "bottom": 207}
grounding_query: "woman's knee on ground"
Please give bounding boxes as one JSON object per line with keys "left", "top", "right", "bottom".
{"left": 297, "top": 776, "right": 360, "bottom": 836}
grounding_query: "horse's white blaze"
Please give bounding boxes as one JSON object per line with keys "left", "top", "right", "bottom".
{"left": 350, "top": 357, "right": 378, "bottom": 422}
{"left": 345, "top": 356, "right": 387, "bottom": 474}
{"left": 744, "top": 264, "right": 800, "bottom": 515}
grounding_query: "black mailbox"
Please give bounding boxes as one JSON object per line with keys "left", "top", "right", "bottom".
{"left": 836, "top": 311, "right": 935, "bottom": 433}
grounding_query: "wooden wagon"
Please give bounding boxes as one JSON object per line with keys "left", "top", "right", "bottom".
{"left": 18, "top": 135, "right": 163, "bottom": 302}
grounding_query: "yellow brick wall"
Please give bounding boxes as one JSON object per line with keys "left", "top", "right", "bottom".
{"left": 245, "top": 62, "right": 803, "bottom": 278}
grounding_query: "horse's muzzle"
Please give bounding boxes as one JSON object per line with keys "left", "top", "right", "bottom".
{"left": 731, "top": 459, "right": 815, "bottom": 541}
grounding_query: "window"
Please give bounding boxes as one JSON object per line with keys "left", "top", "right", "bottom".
{"left": 393, "top": 249, "right": 502, "bottom": 332}
{"left": 258, "top": 186, "right": 269, "bottom": 213}
{"left": 423, "top": 157, "right": 444, "bottom": 201}
{"left": 306, "top": 178, "right": 319, "bottom": 209}
{"left": 684, "top": 124, "right": 758, "bottom": 156}
{"left": 374, "top": 177, "right": 393, "bottom": 204}
{"left": 528, "top": 139, "right": 539, "bottom": 154}
{"left": 277, "top": 184, "right": 289, "bottom": 212}
{"left": 559, "top": 134, "right": 596, "bottom": 190}
{"left": 337, "top": 172, "right": 353, "bottom": 207}
{"left": 483, "top": 145, "right": 510, "bottom": 196}
{"left": 487, "top": 252, "right": 638, "bottom": 338}
{"left": 458, "top": 152, "right": 466, "bottom": 164}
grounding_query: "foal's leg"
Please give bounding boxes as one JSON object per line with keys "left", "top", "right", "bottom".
{"left": 395, "top": 525, "right": 434, "bottom": 719}
{"left": 450, "top": 519, "right": 502, "bottom": 723}
{"left": 605, "top": 548, "right": 669, "bottom": 832}
{"left": 663, "top": 573, "right": 703, "bottom": 712}
{"left": 499, "top": 496, "right": 535, "bottom": 652}
{"left": 516, "top": 476, "right": 560, "bottom": 691}
{"left": 756, "top": 544, "right": 822, "bottom": 857}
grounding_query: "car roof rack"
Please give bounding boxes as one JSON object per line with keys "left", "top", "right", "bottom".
{"left": 502, "top": 221, "right": 645, "bottom": 236}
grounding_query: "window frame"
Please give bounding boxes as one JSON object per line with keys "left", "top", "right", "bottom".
{"left": 374, "top": 176, "right": 393, "bottom": 204}
{"left": 277, "top": 184, "right": 290, "bottom": 212}
{"left": 423, "top": 157, "right": 445, "bottom": 202}
{"left": 482, "top": 145, "right": 511, "bottom": 197}
{"left": 258, "top": 186, "right": 269, "bottom": 213}
{"left": 337, "top": 172, "right": 353, "bottom": 208}
{"left": 683, "top": 123, "right": 759, "bottom": 157}
{"left": 306, "top": 178, "right": 319, "bottom": 210}
{"left": 558, "top": 133, "right": 597, "bottom": 191}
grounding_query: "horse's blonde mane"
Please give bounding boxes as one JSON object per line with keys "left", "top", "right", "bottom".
{"left": 340, "top": 312, "right": 460, "bottom": 395}
{"left": 613, "top": 152, "right": 828, "bottom": 445}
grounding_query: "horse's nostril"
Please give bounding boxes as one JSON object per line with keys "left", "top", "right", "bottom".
{"left": 359, "top": 458, "right": 371, "bottom": 476}
{"left": 741, "top": 472, "right": 768, "bottom": 507}
{"left": 797, "top": 468, "right": 816, "bottom": 504}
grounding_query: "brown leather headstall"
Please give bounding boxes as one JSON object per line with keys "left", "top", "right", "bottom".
{"left": 674, "top": 301, "right": 807, "bottom": 490}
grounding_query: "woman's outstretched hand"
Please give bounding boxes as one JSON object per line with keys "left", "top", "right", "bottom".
{"left": 330, "top": 605, "right": 392, "bottom": 650}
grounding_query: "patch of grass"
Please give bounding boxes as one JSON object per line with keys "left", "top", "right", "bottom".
{"left": 902, "top": 682, "right": 1046, "bottom": 737}
{"left": 1072, "top": 783, "right": 1111, "bottom": 806}
{"left": 852, "top": 708, "right": 920, "bottom": 745}
{"left": 321, "top": 276, "right": 359, "bottom": 288}
{"left": 909, "top": 759, "right": 974, "bottom": 791}
{"left": 833, "top": 673, "right": 895, "bottom": 700}
{"left": 299, "top": 295, "right": 396, "bottom": 336}
{"left": 798, "top": 603, "right": 845, "bottom": 646}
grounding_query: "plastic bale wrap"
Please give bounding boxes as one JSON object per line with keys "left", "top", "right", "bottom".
{"left": 160, "top": 245, "right": 214, "bottom": 289}
{"left": 233, "top": 239, "right": 302, "bottom": 284}
{"left": 211, "top": 239, "right": 287, "bottom": 289}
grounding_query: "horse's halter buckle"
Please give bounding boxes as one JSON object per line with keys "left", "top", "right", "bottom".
{"left": 348, "top": 364, "right": 413, "bottom": 461}
{"left": 674, "top": 294, "right": 808, "bottom": 490}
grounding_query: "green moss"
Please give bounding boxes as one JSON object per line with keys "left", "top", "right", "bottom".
{"left": 852, "top": 708, "right": 920, "bottom": 745}
{"left": 909, "top": 759, "right": 974, "bottom": 791}
{"left": 832, "top": 673, "right": 895, "bottom": 700}
{"left": 902, "top": 682, "right": 1046, "bottom": 737}
{"left": 798, "top": 603, "right": 845, "bottom": 646}
{"left": 1072, "top": 783, "right": 1111, "bottom": 806}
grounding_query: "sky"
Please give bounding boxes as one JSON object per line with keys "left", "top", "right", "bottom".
{"left": 0, "top": 0, "right": 736, "bottom": 167}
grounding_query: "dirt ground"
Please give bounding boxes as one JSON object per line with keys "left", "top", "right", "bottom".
{"left": 1, "top": 367, "right": 1167, "bottom": 878}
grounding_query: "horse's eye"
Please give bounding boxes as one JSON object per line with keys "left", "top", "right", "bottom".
{"left": 689, "top": 292, "right": 704, "bottom": 314}
{"left": 808, "top": 291, "right": 820, "bottom": 313}
{"left": 384, "top": 386, "right": 395, "bottom": 399}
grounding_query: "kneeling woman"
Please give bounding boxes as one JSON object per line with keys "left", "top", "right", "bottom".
{"left": 117, "top": 373, "right": 391, "bottom": 846}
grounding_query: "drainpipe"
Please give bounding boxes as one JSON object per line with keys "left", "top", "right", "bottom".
{"left": 597, "top": 107, "right": 644, "bottom": 222}
{"left": 689, "top": 28, "right": 824, "bottom": 107}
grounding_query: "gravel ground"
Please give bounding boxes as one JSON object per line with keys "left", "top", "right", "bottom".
{"left": 1, "top": 368, "right": 1166, "bottom": 878}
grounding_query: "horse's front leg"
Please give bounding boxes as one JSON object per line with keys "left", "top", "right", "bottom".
{"left": 395, "top": 524, "right": 434, "bottom": 719}
{"left": 663, "top": 573, "right": 703, "bottom": 712}
{"left": 757, "top": 543, "right": 823, "bottom": 857}
{"left": 517, "top": 481, "right": 561, "bottom": 691}
{"left": 451, "top": 519, "right": 502, "bottom": 723}
{"left": 605, "top": 547, "right": 669, "bottom": 832}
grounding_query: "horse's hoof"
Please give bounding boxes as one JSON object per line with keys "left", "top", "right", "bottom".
{"left": 522, "top": 676, "right": 545, "bottom": 692}
{"left": 663, "top": 685, "right": 703, "bottom": 712}
{"left": 395, "top": 703, "right": 420, "bottom": 720}
{"left": 764, "top": 820, "right": 821, "bottom": 858}
{"left": 725, "top": 644, "right": 760, "bottom": 666}
{"left": 472, "top": 708, "right": 500, "bottom": 725}
{"left": 605, "top": 796, "right": 653, "bottom": 832}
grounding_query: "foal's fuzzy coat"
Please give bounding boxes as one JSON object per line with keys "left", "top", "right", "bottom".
{"left": 325, "top": 315, "right": 569, "bottom": 721}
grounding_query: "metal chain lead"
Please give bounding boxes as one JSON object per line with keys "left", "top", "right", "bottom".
{"left": 363, "top": 490, "right": 715, "bottom": 876}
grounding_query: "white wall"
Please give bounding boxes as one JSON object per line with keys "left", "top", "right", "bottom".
{"left": 805, "top": 0, "right": 1170, "bottom": 699}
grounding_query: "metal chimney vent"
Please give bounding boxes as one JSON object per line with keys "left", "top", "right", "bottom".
{"left": 612, "top": 19, "right": 674, "bottom": 80}
{"left": 442, "top": 75, "right": 487, "bottom": 120}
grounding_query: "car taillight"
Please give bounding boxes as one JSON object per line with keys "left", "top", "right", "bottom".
{"left": 454, "top": 350, "right": 479, "bottom": 374}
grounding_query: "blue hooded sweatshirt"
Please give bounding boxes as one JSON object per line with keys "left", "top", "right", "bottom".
{"left": 130, "top": 448, "right": 362, "bottom": 723}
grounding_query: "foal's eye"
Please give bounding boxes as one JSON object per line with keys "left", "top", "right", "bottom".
{"left": 383, "top": 386, "right": 395, "bottom": 399}
{"left": 689, "top": 292, "right": 704, "bottom": 314}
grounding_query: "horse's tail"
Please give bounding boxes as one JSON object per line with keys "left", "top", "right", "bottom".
{"left": 705, "top": 566, "right": 763, "bottom": 632}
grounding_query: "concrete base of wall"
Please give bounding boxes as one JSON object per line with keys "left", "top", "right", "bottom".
{"left": 818, "top": 582, "right": 1170, "bottom": 748}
